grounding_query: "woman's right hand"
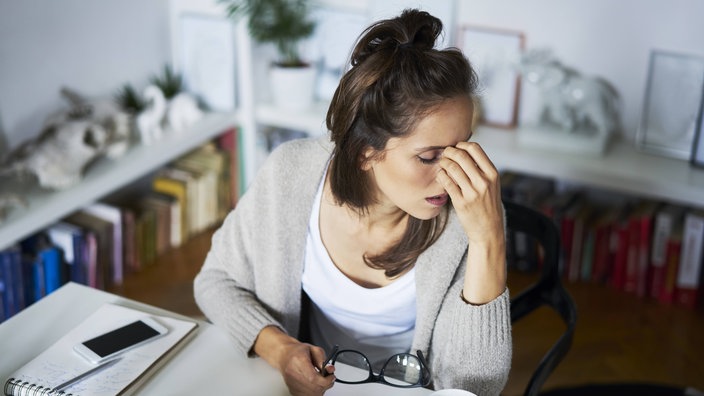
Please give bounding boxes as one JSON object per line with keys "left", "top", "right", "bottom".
{"left": 254, "top": 326, "right": 336, "bottom": 395}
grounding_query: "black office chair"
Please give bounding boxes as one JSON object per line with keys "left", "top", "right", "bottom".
{"left": 504, "top": 200, "right": 578, "bottom": 396}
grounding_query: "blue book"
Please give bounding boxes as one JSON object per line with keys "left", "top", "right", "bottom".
{"left": 0, "top": 246, "right": 25, "bottom": 320}
{"left": 47, "top": 222, "right": 88, "bottom": 285}
{"left": 40, "top": 246, "right": 63, "bottom": 295}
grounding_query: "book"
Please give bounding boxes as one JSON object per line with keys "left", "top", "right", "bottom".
{"left": 64, "top": 212, "right": 114, "bottom": 290}
{"left": 590, "top": 205, "right": 622, "bottom": 284}
{"left": 84, "top": 203, "right": 125, "bottom": 286}
{"left": 649, "top": 204, "right": 686, "bottom": 300}
{"left": 139, "top": 193, "right": 177, "bottom": 255}
{"left": 216, "top": 127, "right": 240, "bottom": 209}
{"left": 675, "top": 210, "right": 704, "bottom": 309}
{"left": 175, "top": 142, "right": 229, "bottom": 227}
{"left": 3, "top": 302, "right": 198, "bottom": 396}
{"left": 152, "top": 171, "right": 189, "bottom": 241}
{"left": 624, "top": 201, "right": 660, "bottom": 296}
{"left": 47, "top": 222, "right": 89, "bottom": 286}
{"left": 658, "top": 227, "right": 683, "bottom": 304}
{"left": 0, "top": 246, "right": 25, "bottom": 321}
{"left": 610, "top": 205, "right": 632, "bottom": 290}
{"left": 38, "top": 246, "right": 63, "bottom": 296}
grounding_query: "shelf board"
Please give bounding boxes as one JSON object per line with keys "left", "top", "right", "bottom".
{"left": 475, "top": 126, "right": 704, "bottom": 207}
{"left": 255, "top": 101, "right": 329, "bottom": 137}
{"left": 0, "top": 112, "right": 239, "bottom": 250}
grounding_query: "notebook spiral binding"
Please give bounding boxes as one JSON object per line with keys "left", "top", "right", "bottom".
{"left": 3, "top": 378, "right": 74, "bottom": 396}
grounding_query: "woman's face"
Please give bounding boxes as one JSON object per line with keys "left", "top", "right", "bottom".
{"left": 364, "top": 96, "right": 474, "bottom": 220}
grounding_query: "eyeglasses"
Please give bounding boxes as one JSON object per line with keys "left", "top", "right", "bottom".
{"left": 322, "top": 345, "right": 432, "bottom": 388}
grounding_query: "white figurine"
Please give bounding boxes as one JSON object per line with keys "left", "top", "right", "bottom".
{"left": 136, "top": 85, "right": 167, "bottom": 145}
{"left": 519, "top": 49, "right": 621, "bottom": 138}
{"left": 166, "top": 92, "right": 203, "bottom": 133}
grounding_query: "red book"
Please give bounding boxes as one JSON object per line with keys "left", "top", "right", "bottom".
{"left": 624, "top": 202, "right": 660, "bottom": 296}
{"left": 675, "top": 210, "right": 704, "bottom": 309}
{"left": 611, "top": 207, "right": 632, "bottom": 290}
{"left": 591, "top": 207, "right": 620, "bottom": 284}
{"left": 659, "top": 230, "right": 683, "bottom": 304}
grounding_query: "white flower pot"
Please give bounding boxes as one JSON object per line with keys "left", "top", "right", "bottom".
{"left": 269, "top": 65, "right": 316, "bottom": 111}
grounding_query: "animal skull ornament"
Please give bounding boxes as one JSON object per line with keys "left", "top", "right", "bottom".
{"left": 0, "top": 87, "right": 134, "bottom": 191}
{"left": 3, "top": 120, "right": 109, "bottom": 190}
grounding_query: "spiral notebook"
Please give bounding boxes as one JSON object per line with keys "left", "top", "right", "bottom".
{"left": 3, "top": 303, "right": 198, "bottom": 396}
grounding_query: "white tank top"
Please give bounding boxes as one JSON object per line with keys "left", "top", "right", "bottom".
{"left": 302, "top": 171, "right": 416, "bottom": 369}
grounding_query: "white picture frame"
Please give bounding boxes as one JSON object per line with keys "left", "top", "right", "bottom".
{"left": 691, "top": 86, "right": 704, "bottom": 168}
{"left": 636, "top": 49, "right": 704, "bottom": 160}
{"left": 305, "top": 6, "right": 368, "bottom": 101}
{"left": 179, "top": 13, "right": 237, "bottom": 112}
{"left": 459, "top": 26, "right": 524, "bottom": 128}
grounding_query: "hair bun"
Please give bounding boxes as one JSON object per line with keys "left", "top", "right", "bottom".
{"left": 351, "top": 9, "right": 443, "bottom": 66}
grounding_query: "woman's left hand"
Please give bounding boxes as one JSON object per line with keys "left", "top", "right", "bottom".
{"left": 436, "top": 141, "right": 503, "bottom": 243}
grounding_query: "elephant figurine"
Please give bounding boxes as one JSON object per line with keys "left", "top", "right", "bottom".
{"left": 519, "top": 50, "right": 621, "bottom": 138}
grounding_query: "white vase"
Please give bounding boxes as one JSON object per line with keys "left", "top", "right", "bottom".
{"left": 269, "top": 65, "right": 316, "bottom": 111}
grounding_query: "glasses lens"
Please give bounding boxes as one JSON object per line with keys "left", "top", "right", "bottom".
{"left": 333, "top": 351, "right": 371, "bottom": 383}
{"left": 382, "top": 354, "right": 423, "bottom": 387}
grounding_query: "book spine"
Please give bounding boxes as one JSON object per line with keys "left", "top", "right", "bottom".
{"left": 611, "top": 220, "right": 630, "bottom": 290}
{"left": 650, "top": 211, "right": 673, "bottom": 298}
{"left": 675, "top": 212, "right": 704, "bottom": 309}
{"left": 636, "top": 214, "right": 654, "bottom": 298}
{"left": 659, "top": 236, "right": 682, "bottom": 304}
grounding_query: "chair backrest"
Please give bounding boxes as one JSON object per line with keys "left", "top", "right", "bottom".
{"left": 504, "top": 200, "right": 578, "bottom": 396}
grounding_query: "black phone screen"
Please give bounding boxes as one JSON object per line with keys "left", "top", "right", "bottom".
{"left": 82, "top": 320, "right": 160, "bottom": 358}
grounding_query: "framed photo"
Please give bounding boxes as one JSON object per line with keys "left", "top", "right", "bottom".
{"left": 636, "top": 49, "right": 704, "bottom": 159}
{"left": 458, "top": 26, "right": 524, "bottom": 128}
{"left": 179, "top": 13, "right": 236, "bottom": 112}
{"left": 304, "top": 6, "right": 368, "bottom": 101}
{"left": 691, "top": 86, "right": 704, "bottom": 168}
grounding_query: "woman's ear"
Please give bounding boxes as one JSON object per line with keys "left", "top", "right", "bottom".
{"left": 360, "top": 146, "right": 376, "bottom": 171}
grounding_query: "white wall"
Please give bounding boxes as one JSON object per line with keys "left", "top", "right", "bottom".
{"left": 0, "top": 0, "right": 171, "bottom": 151}
{"left": 456, "top": 0, "right": 704, "bottom": 138}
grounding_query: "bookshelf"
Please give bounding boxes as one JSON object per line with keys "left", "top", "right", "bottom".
{"left": 0, "top": 111, "right": 239, "bottom": 251}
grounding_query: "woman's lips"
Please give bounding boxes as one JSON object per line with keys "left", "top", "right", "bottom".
{"left": 425, "top": 194, "right": 448, "bottom": 207}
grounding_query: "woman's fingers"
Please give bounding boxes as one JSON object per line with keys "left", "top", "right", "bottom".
{"left": 281, "top": 343, "right": 336, "bottom": 395}
{"left": 438, "top": 142, "right": 498, "bottom": 198}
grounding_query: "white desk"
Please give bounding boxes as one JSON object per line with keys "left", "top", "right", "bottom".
{"left": 0, "top": 283, "right": 431, "bottom": 395}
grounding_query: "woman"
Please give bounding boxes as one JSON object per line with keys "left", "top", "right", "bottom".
{"left": 194, "top": 9, "right": 511, "bottom": 395}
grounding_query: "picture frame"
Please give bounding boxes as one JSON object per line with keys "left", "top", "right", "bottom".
{"left": 458, "top": 25, "right": 524, "bottom": 128}
{"left": 691, "top": 85, "right": 704, "bottom": 168}
{"left": 178, "top": 13, "right": 237, "bottom": 112}
{"left": 304, "top": 6, "right": 368, "bottom": 102}
{"left": 636, "top": 49, "right": 704, "bottom": 160}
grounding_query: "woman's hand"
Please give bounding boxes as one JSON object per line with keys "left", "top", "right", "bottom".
{"left": 436, "top": 141, "right": 506, "bottom": 304}
{"left": 254, "top": 326, "right": 336, "bottom": 395}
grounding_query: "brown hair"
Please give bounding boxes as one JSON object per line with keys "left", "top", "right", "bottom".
{"left": 326, "top": 9, "right": 479, "bottom": 277}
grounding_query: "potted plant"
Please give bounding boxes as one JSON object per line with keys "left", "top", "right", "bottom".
{"left": 221, "top": 0, "right": 317, "bottom": 110}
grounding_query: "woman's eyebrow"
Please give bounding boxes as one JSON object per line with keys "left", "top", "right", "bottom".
{"left": 414, "top": 145, "right": 447, "bottom": 152}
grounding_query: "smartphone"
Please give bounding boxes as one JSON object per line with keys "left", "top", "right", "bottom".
{"left": 73, "top": 317, "right": 168, "bottom": 364}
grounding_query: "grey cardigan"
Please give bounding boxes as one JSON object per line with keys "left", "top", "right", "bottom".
{"left": 194, "top": 137, "right": 512, "bottom": 395}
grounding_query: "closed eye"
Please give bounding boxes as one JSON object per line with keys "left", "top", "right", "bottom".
{"left": 418, "top": 155, "right": 440, "bottom": 165}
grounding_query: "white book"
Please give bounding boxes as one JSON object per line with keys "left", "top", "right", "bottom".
{"left": 677, "top": 210, "right": 704, "bottom": 290}
{"left": 83, "top": 203, "right": 124, "bottom": 285}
